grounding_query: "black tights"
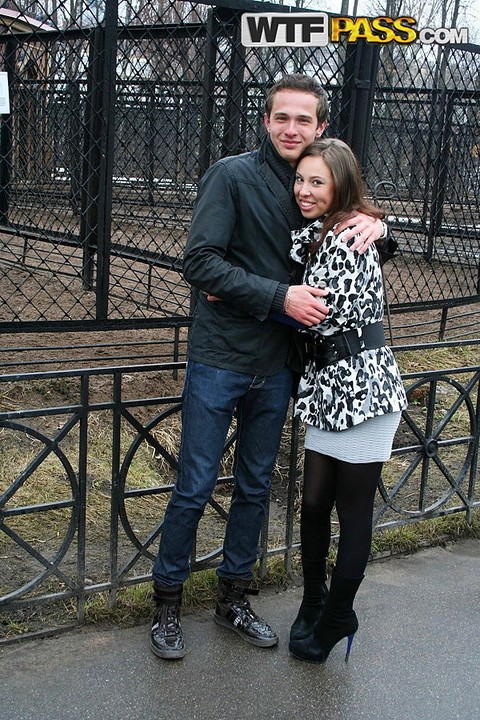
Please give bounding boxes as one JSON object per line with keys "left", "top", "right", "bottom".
{"left": 300, "top": 450, "right": 382, "bottom": 579}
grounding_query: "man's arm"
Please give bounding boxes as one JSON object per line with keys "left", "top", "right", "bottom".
{"left": 183, "top": 162, "right": 278, "bottom": 320}
{"left": 209, "top": 283, "right": 330, "bottom": 327}
{"left": 186, "top": 161, "right": 330, "bottom": 325}
{"left": 282, "top": 285, "right": 329, "bottom": 325}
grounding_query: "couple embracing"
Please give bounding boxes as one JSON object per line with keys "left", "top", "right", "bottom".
{"left": 149, "top": 73, "right": 407, "bottom": 664}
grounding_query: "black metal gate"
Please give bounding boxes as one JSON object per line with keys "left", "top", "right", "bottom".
{"left": 0, "top": 0, "right": 478, "bottom": 343}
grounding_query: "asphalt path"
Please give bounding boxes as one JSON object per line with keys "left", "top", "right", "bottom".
{"left": 1, "top": 539, "right": 479, "bottom": 720}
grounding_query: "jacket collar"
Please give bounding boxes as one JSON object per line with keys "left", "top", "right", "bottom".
{"left": 257, "top": 136, "right": 303, "bottom": 230}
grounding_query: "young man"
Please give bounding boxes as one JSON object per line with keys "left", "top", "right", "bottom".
{"left": 150, "top": 74, "right": 386, "bottom": 660}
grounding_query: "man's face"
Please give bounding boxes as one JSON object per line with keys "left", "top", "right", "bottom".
{"left": 264, "top": 89, "right": 327, "bottom": 167}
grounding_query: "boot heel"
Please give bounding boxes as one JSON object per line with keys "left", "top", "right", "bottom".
{"left": 345, "top": 632, "right": 355, "bottom": 662}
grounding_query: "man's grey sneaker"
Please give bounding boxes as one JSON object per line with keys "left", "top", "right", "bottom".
{"left": 214, "top": 578, "right": 278, "bottom": 648}
{"left": 150, "top": 582, "right": 186, "bottom": 660}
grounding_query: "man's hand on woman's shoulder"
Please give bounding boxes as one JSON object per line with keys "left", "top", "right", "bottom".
{"left": 337, "top": 215, "right": 386, "bottom": 253}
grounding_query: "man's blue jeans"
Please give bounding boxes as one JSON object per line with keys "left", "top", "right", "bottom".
{"left": 152, "top": 360, "right": 293, "bottom": 585}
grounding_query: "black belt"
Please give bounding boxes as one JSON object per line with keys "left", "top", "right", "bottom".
{"left": 305, "top": 321, "right": 385, "bottom": 369}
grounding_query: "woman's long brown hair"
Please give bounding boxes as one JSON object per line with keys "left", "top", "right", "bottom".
{"left": 296, "top": 138, "right": 383, "bottom": 255}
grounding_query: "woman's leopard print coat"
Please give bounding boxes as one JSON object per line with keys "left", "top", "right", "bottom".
{"left": 291, "top": 219, "right": 408, "bottom": 432}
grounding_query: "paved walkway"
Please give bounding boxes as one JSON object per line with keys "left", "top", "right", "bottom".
{"left": 1, "top": 539, "right": 479, "bottom": 720}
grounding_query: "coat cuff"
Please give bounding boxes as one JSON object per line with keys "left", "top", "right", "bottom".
{"left": 271, "top": 284, "right": 289, "bottom": 314}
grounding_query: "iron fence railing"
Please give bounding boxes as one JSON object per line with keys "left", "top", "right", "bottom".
{"left": 1, "top": 350, "right": 478, "bottom": 642}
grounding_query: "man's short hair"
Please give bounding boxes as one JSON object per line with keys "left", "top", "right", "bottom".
{"left": 264, "top": 74, "right": 329, "bottom": 125}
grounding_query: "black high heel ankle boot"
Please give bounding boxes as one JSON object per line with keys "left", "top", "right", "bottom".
{"left": 289, "top": 558, "right": 328, "bottom": 642}
{"left": 289, "top": 568, "right": 363, "bottom": 664}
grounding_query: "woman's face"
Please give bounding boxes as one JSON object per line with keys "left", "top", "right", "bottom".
{"left": 294, "top": 154, "right": 335, "bottom": 220}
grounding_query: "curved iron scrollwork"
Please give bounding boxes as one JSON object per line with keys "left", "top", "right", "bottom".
{"left": 376, "top": 371, "right": 479, "bottom": 523}
{"left": 0, "top": 362, "right": 478, "bottom": 641}
{"left": 117, "top": 403, "right": 182, "bottom": 565}
{"left": 115, "top": 402, "right": 238, "bottom": 582}
{"left": 0, "top": 419, "right": 80, "bottom": 605}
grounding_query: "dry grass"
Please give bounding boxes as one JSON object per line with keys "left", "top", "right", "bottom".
{"left": 395, "top": 344, "right": 479, "bottom": 374}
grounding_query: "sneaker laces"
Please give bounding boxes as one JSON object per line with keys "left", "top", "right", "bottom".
{"left": 156, "top": 603, "right": 181, "bottom": 637}
{"left": 231, "top": 596, "right": 264, "bottom": 626}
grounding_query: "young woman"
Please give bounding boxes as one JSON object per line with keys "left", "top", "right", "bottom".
{"left": 288, "top": 139, "right": 408, "bottom": 664}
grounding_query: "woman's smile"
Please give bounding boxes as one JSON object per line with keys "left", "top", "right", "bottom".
{"left": 294, "top": 155, "right": 335, "bottom": 219}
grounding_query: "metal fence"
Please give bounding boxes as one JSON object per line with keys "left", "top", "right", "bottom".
{"left": 0, "top": 0, "right": 478, "bottom": 344}
{"left": 0, "top": 353, "right": 479, "bottom": 641}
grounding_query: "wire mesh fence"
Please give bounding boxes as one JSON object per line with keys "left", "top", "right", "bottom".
{"left": 0, "top": 0, "right": 478, "bottom": 346}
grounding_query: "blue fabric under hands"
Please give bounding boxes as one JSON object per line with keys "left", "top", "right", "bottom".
{"left": 269, "top": 311, "right": 309, "bottom": 330}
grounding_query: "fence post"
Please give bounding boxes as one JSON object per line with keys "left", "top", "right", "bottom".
{"left": 467, "top": 376, "right": 480, "bottom": 523}
{"left": 198, "top": 9, "right": 218, "bottom": 179}
{"left": 221, "top": 10, "right": 247, "bottom": 157}
{"left": 68, "top": 80, "right": 83, "bottom": 218}
{"left": 0, "top": 39, "right": 15, "bottom": 226}
{"left": 79, "top": 3, "right": 117, "bottom": 310}
{"left": 338, "top": 41, "right": 380, "bottom": 175}
{"left": 424, "top": 92, "right": 453, "bottom": 260}
{"left": 80, "top": 29, "right": 103, "bottom": 291}
{"left": 95, "top": 0, "right": 118, "bottom": 320}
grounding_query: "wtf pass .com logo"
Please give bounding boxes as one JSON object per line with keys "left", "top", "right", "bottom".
{"left": 241, "top": 13, "right": 469, "bottom": 47}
